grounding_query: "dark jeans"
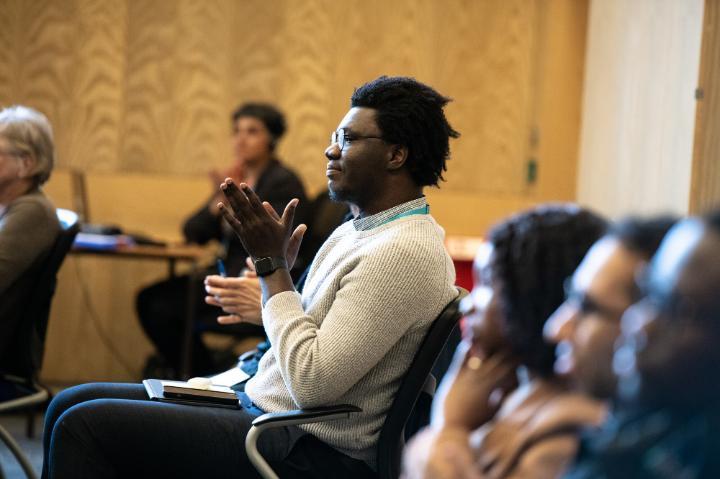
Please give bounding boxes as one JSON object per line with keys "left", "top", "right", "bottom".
{"left": 136, "top": 274, "right": 264, "bottom": 376}
{"left": 42, "top": 383, "right": 375, "bottom": 479}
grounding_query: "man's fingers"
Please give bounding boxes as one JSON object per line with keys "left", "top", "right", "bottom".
{"left": 288, "top": 224, "right": 307, "bottom": 251}
{"left": 205, "top": 295, "right": 222, "bottom": 307}
{"left": 220, "top": 179, "right": 244, "bottom": 214}
{"left": 241, "top": 183, "right": 266, "bottom": 215}
{"left": 217, "top": 314, "right": 243, "bottom": 325}
{"left": 245, "top": 256, "right": 256, "bottom": 273}
{"left": 219, "top": 203, "right": 242, "bottom": 233}
{"left": 221, "top": 179, "right": 253, "bottom": 219}
{"left": 291, "top": 224, "right": 307, "bottom": 242}
{"left": 280, "top": 198, "right": 299, "bottom": 229}
{"left": 205, "top": 275, "right": 255, "bottom": 288}
{"left": 287, "top": 224, "right": 307, "bottom": 252}
{"left": 204, "top": 283, "right": 247, "bottom": 297}
{"left": 262, "top": 201, "right": 281, "bottom": 221}
{"left": 286, "top": 223, "right": 307, "bottom": 269}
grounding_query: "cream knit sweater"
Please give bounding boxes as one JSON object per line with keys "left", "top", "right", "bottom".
{"left": 246, "top": 198, "right": 457, "bottom": 467}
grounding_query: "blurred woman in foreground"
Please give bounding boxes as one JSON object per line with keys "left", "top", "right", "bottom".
{"left": 403, "top": 204, "right": 606, "bottom": 479}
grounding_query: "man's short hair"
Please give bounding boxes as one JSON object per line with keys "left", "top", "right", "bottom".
{"left": 231, "top": 103, "right": 287, "bottom": 151}
{"left": 609, "top": 215, "right": 678, "bottom": 260}
{"left": 350, "top": 76, "right": 459, "bottom": 187}
{"left": 706, "top": 208, "right": 720, "bottom": 234}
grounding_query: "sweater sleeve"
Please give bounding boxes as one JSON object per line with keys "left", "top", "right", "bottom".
{"left": 0, "top": 199, "right": 59, "bottom": 294}
{"left": 261, "top": 238, "right": 453, "bottom": 408}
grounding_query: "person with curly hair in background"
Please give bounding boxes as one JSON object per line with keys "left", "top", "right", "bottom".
{"left": 403, "top": 204, "right": 607, "bottom": 479}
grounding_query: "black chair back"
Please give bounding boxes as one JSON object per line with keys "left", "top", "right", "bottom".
{"left": 375, "top": 288, "right": 466, "bottom": 479}
{"left": 1, "top": 209, "right": 79, "bottom": 379}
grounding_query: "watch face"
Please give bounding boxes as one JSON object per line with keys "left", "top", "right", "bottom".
{"left": 255, "top": 257, "right": 274, "bottom": 276}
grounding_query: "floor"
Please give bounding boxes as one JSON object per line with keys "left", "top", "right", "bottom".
{"left": 0, "top": 412, "right": 44, "bottom": 479}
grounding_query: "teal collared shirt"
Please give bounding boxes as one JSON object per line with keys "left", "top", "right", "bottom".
{"left": 352, "top": 197, "right": 429, "bottom": 232}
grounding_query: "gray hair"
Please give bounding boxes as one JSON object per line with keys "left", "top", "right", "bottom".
{"left": 0, "top": 105, "right": 55, "bottom": 185}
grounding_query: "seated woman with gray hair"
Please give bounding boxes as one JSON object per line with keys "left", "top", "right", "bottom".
{"left": 0, "top": 105, "right": 60, "bottom": 373}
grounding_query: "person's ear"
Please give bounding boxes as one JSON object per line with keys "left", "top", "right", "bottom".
{"left": 17, "top": 153, "right": 35, "bottom": 179}
{"left": 386, "top": 145, "right": 408, "bottom": 171}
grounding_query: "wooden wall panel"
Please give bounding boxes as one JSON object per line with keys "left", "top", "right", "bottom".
{"left": 691, "top": 0, "right": 720, "bottom": 213}
{"left": 1, "top": 0, "right": 589, "bottom": 381}
{"left": 0, "top": 0, "right": 552, "bottom": 196}
{"left": 577, "top": 0, "right": 704, "bottom": 218}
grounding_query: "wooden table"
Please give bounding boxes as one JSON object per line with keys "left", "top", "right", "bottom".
{"left": 71, "top": 243, "right": 210, "bottom": 379}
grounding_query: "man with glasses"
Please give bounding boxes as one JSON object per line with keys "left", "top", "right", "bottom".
{"left": 560, "top": 210, "right": 720, "bottom": 478}
{"left": 544, "top": 216, "right": 675, "bottom": 400}
{"left": 42, "top": 76, "right": 460, "bottom": 478}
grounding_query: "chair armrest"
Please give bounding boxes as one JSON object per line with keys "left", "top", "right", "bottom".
{"left": 238, "top": 349, "right": 258, "bottom": 362}
{"left": 0, "top": 377, "right": 49, "bottom": 414}
{"left": 251, "top": 404, "right": 362, "bottom": 428}
{"left": 245, "top": 404, "right": 362, "bottom": 479}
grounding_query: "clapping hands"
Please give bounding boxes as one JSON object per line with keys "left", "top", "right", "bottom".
{"left": 218, "top": 178, "right": 305, "bottom": 265}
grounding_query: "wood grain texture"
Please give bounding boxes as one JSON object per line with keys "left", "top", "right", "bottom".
{"left": 2, "top": 0, "right": 589, "bottom": 381}
{"left": 0, "top": 0, "right": 553, "bottom": 195}
{"left": 691, "top": 0, "right": 720, "bottom": 214}
{"left": 577, "top": 0, "right": 704, "bottom": 218}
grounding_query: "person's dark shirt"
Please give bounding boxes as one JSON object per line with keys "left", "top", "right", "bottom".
{"left": 183, "top": 158, "right": 307, "bottom": 276}
{"left": 565, "top": 404, "right": 720, "bottom": 479}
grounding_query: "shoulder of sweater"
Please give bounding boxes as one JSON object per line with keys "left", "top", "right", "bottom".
{"left": 9, "top": 191, "right": 57, "bottom": 218}
{"left": 343, "top": 217, "right": 451, "bottom": 268}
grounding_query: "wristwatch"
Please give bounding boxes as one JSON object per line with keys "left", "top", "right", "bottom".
{"left": 253, "top": 256, "right": 288, "bottom": 277}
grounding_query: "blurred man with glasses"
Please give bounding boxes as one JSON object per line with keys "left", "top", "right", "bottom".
{"left": 551, "top": 212, "right": 720, "bottom": 478}
{"left": 544, "top": 217, "right": 676, "bottom": 401}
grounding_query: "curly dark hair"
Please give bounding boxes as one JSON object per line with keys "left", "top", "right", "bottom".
{"left": 231, "top": 103, "right": 286, "bottom": 151}
{"left": 488, "top": 204, "right": 607, "bottom": 377}
{"left": 350, "top": 76, "right": 459, "bottom": 187}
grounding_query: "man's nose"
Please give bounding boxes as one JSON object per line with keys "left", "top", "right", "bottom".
{"left": 620, "top": 299, "right": 655, "bottom": 337}
{"left": 544, "top": 301, "right": 577, "bottom": 343}
{"left": 325, "top": 143, "right": 340, "bottom": 160}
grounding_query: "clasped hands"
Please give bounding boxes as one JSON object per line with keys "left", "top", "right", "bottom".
{"left": 218, "top": 178, "right": 304, "bottom": 262}
{"left": 204, "top": 178, "right": 306, "bottom": 325}
{"left": 205, "top": 259, "right": 263, "bottom": 325}
{"left": 402, "top": 343, "right": 519, "bottom": 479}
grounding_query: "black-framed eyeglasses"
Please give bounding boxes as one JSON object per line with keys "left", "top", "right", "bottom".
{"left": 330, "top": 128, "right": 384, "bottom": 150}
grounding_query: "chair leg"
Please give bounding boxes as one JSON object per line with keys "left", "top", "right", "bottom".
{"left": 0, "top": 424, "right": 39, "bottom": 479}
{"left": 25, "top": 409, "right": 35, "bottom": 439}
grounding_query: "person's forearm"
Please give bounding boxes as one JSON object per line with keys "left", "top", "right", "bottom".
{"left": 259, "top": 268, "right": 295, "bottom": 305}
